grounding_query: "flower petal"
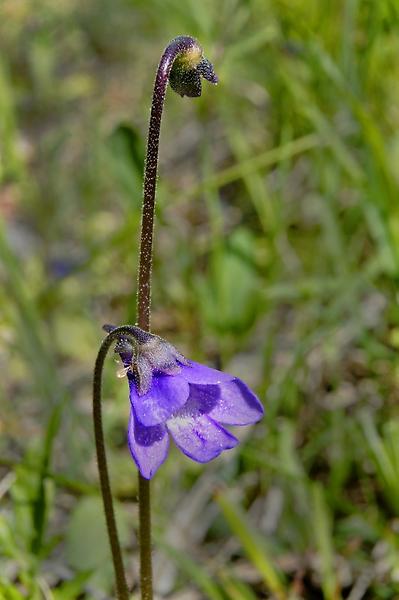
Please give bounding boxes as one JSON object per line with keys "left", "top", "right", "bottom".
{"left": 128, "top": 373, "right": 189, "bottom": 426}
{"left": 179, "top": 384, "right": 220, "bottom": 416}
{"left": 207, "top": 378, "right": 264, "bottom": 425}
{"left": 179, "top": 361, "right": 234, "bottom": 385}
{"left": 127, "top": 409, "right": 169, "bottom": 480}
{"left": 166, "top": 413, "right": 238, "bottom": 463}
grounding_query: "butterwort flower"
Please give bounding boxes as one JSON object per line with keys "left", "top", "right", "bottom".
{"left": 104, "top": 325, "right": 264, "bottom": 479}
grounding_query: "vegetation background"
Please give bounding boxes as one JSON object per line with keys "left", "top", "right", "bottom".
{"left": 1, "top": 0, "right": 399, "bottom": 598}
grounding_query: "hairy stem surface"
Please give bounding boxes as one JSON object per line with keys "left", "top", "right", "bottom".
{"left": 136, "top": 36, "right": 200, "bottom": 600}
{"left": 93, "top": 326, "right": 145, "bottom": 600}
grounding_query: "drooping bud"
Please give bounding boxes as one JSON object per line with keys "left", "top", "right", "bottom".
{"left": 169, "top": 37, "right": 218, "bottom": 98}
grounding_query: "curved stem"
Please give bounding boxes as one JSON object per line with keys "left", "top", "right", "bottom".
{"left": 93, "top": 36, "right": 216, "bottom": 600}
{"left": 137, "top": 35, "right": 199, "bottom": 331}
{"left": 136, "top": 36, "right": 199, "bottom": 600}
{"left": 93, "top": 325, "right": 146, "bottom": 600}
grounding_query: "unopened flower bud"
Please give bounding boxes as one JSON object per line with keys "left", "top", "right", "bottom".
{"left": 169, "top": 37, "right": 218, "bottom": 98}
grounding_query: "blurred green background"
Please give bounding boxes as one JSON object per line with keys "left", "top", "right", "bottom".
{"left": 1, "top": 0, "right": 399, "bottom": 598}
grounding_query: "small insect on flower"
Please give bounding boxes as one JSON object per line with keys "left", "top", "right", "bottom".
{"left": 104, "top": 325, "right": 264, "bottom": 479}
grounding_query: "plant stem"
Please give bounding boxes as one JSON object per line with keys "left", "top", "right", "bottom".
{"left": 138, "top": 474, "right": 152, "bottom": 600}
{"left": 137, "top": 35, "right": 199, "bottom": 331}
{"left": 93, "top": 36, "right": 212, "bottom": 600}
{"left": 93, "top": 325, "right": 146, "bottom": 600}
{"left": 135, "top": 36, "right": 199, "bottom": 600}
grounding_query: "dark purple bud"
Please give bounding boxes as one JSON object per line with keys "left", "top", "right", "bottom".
{"left": 169, "top": 39, "right": 218, "bottom": 98}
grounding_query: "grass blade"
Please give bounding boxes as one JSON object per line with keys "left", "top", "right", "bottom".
{"left": 216, "top": 491, "right": 287, "bottom": 600}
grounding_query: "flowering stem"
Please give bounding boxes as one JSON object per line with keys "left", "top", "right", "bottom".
{"left": 93, "top": 325, "right": 147, "bottom": 600}
{"left": 135, "top": 36, "right": 202, "bottom": 600}
{"left": 93, "top": 35, "right": 217, "bottom": 600}
{"left": 137, "top": 35, "right": 201, "bottom": 330}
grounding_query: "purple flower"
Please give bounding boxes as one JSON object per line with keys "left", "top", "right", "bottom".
{"left": 105, "top": 325, "right": 264, "bottom": 479}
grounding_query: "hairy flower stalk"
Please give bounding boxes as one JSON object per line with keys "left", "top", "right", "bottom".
{"left": 137, "top": 35, "right": 218, "bottom": 332}
{"left": 93, "top": 326, "right": 144, "bottom": 600}
{"left": 93, "top": 36, "right": 220, "bottom": 600}
{"left": 136, "top": 36, "right": 218, "bottom": 600}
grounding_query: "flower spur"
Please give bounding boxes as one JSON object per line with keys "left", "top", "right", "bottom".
{"left": 104, "top": 324, "right": 264, "bottom": 479}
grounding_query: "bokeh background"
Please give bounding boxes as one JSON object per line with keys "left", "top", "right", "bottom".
{"left": 1, "top": 0, "right": 399, "bottom": 598}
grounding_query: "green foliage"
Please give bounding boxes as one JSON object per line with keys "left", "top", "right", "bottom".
{"left": 66, "top": 496, "right": 130, "bottom": 591}
{"left": 311, "top": 483, "right": 340, "bottom": 600}
{"left": 360, "top": 413, "right": 399, "bottom": 514}
{"left": 216, "top": 491, "right": 286, "bottom": 599}
{"left": 158, "top": 542, "right": 225, "bottom": 600}
{"left": 1, "top": 0, "right": 399, "bottom": 597}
